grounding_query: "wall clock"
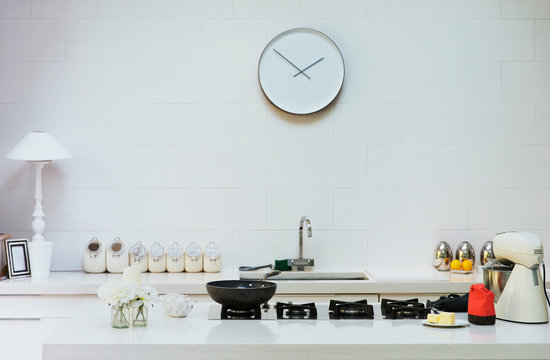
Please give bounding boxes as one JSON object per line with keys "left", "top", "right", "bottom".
{"left": 258, "top": 28, "right": 345, "bottom": 115}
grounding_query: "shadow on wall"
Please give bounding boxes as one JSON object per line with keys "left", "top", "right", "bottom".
{"left": 269, "top": 103, "right": 333, "bottom": 126}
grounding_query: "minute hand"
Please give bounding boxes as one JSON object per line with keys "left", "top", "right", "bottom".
{"left": 273, "top": 48, "right": 311, "bottom": 80}
{"left": 293, "top": 57, "right": 324, "bottom": 78}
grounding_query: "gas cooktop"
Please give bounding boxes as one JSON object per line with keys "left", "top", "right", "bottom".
{"left": 208, "top": 299, "right": 430, "bottom": 321}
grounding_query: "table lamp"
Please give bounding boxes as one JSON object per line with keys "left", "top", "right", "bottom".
{"left": 5, "top": 131, "right": 72, "bottom": 278}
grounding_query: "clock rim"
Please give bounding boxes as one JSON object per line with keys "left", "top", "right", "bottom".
{"left": 257, "top": 27, "right": 345, "bottom": 116}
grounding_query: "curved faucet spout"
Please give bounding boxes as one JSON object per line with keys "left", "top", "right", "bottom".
{"left": 299, "top": 216, "right": 312, "bottom": 259}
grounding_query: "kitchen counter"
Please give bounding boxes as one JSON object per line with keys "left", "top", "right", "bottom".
{"left": 0, "top": 267, "right": 488, "bottom": 295}
{"left": 4, "top": 268, "right": 549, "bottom": 360}
{"left": 43, "top": 301, "right": 550, "bottom": 360}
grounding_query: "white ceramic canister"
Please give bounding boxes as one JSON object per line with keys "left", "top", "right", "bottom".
{"left": 166, "top": 242, "right": 184, "bottom": 273}
{"left": 129, "top": 241, "right": 148, "bottom": 273}
{"left": 106, "top": 237, "right": 129, "bottom": 273}
{"left": 148, "top": 241, "right": 167, "bottom": 273}
{"left": 203, "top": 241, "right": 222, "bottom": 273}
{"left": 82, "top": 237, "right": 106, "bottom": 273}
{"left": 184, "top": 241, "right": 203, "bottom": 273}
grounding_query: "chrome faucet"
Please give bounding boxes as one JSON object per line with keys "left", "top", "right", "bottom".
{"left": 288, "top": 216, "right": 314, "bottom": 271}
{"left": 299, "top": 216, "right": 312, "bottom": 259}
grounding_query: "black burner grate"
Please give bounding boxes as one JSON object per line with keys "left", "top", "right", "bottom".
{"left": 276, "top": 302, "right": 318, "bottom": 319}
{"left": 329, "top": 299, "right": 374, "bottom": 319}
{"left": 221, "top": 305, "right": 262, "bottom": 319}
{"left": 380, "top": 298, "right": 429, "bottom": 319}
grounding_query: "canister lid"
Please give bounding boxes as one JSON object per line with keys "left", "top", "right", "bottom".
{"left": 130, "top": 241, "right": 146, "bottom": 259}
{"left": 109, "top": 237, "right": 125, "bottom": 255}
{"left": 204, "top": 241, "right": 221, "bottom": 260}
{"left": 149, "top": 241, "right": 165, "bottom": 260}
{"left": 185, "top": 241, "right": 202, "bottom": 259}
{"left": 166, "top": 242, "right": 183, "bottom": 260}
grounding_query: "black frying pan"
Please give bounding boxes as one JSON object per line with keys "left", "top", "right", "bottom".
{"left": 205, "top": 270, "right": 280, "bottom": 307}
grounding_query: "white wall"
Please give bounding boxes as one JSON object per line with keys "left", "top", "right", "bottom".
{"left": 1, "top": 0, "right": 550, "bottom": 271}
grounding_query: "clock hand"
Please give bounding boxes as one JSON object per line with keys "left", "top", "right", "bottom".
{"left": 273, "top": 48, "right": 311, "bottom": 80}
{"left": 293, "top": 57, "right": 324, "bottom": 78}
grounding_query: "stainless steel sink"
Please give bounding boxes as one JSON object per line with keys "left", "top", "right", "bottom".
{"left": 239, "top": 271, "right": 369, "bottom": 281}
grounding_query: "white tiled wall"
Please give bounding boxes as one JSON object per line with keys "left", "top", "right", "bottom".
{"left": 1, "top": 0, "right": 550, "bottom": 270}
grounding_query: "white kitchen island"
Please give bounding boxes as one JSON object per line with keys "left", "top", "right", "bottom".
{"left": 2, "top": 269, "right": 549, "bottom": 360}
{"left": 43, "top": 301, "right": 550, "bottom": 360}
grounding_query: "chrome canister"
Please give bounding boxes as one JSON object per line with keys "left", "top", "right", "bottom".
{"left": 433, "top": 241, "right": 453, "bottom": 271}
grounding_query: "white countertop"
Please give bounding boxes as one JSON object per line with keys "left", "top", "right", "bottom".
{"left": 43, "top": 301, "right": 550, "bottom": 360}
{"left": 0, "top": 271, "right": 230, "bottom": 295}
{"left": 0, "top": 268, "right": 486, "bottom": 295}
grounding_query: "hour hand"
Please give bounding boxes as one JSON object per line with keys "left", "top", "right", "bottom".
{"left": 294, "top": 57, "right": 324, "bottom": 77}
{"left": 273, "top": 48, "right": 311, "bottom": 79}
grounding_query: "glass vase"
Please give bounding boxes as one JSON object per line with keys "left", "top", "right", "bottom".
{"left": 111, "top": 304, "right": 130, "bottom": 328}
{"left": 132, "top": 305, "right": 148, "bottom": 327}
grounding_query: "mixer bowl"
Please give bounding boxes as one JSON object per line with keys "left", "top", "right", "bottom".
{"left": 483, "top": 264, "right": 513, "bottom": 302}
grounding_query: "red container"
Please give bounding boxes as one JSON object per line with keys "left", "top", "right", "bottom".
{"left": 468, "top": 283, "right": 496, "bottom": 325}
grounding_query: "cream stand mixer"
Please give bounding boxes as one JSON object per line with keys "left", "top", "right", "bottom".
{"left": 493, "top": 232, "right": 549, "bottom": 323}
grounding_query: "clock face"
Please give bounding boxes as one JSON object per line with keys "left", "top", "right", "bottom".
{"left": 258, "top": 28, "right": 345, "bottom": 115}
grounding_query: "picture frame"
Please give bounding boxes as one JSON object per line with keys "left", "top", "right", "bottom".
{"left": 5, "top": 238, "right": 31, "bottom": 278}
{"left": 0, "top": 233, "right": 11, "bottom": 279}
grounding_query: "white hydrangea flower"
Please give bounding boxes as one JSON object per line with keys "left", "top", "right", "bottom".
{"left": 97, "top": 282, "right": 137, "bottom": 307}
{"left": 134, "top": 284, "right": 159, "bottom": 307}
{"left": 98, "top": 281, "right": 159, "bottom": 309}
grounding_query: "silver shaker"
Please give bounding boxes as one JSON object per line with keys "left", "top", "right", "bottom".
{"left": 479, "top": 240, "right": 495, "bottom": 266}
{"left": 455, "top": 241, "right": 475, "bottom": 265}
{"left": 433, "top": 241, "right": 453, "bottom": 271}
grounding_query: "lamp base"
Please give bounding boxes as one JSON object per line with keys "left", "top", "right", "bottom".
{"left": 28, "top": 241, "right": 53, "bottom": 278}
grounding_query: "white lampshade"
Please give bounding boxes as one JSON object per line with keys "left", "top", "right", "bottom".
{"left": 5, "top": 131, "right": 71, "bottom": 161}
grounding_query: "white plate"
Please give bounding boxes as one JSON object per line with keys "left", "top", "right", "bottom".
{"left": 422, "top": 319, "right": 469, "bottom": 328}
{"left": 451, "top": 270, "right": 473, "bottom": 274}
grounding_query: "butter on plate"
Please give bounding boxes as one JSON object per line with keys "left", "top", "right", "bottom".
{"left": 439, "top": 312, "right": 455, "bottom": 325}
{"left": 427, "top": 312, "right": 455, "bottom": 325}
{"left": 427, "top": 313, "right": 439, "bottom": 324}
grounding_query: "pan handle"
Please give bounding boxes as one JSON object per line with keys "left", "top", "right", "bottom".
{"left": 239, "top": 264, "right": 273, "bottom": 271}
{"left": 260, "top": 270, "right": 281, "bottom": 281}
